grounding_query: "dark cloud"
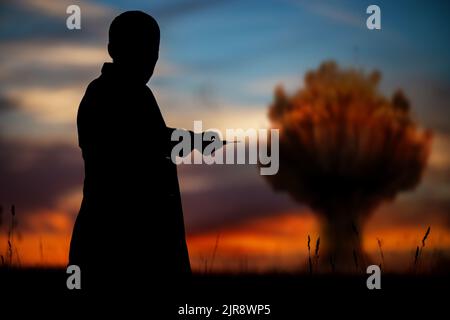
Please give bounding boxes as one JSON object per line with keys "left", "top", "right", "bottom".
{"left": 0, "top": 63, "right": 102, "bottom": 88}
{"left": 0, "top": 134, "right": 298, "bottom": 234}
{"left": 0, "top": 95, "right": 16, "bottom": 113}
{"left": 0, "top": 138, "right": 83, "bottom": 219}
{"left": 0, "top": 2, "right": 63, "bottom": 42}
{"left": 178, "top": 164, "right": 299, "bottom": 234}
{"left": 415, "top": 79, "right": 450, "bottom": 134}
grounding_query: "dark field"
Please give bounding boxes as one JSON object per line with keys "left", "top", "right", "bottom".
{"left": 1, "top": 267, "right": 448, "bottom": 317}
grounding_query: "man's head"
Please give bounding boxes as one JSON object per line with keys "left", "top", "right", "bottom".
{"left": 108, "top": 11, "right": 160, "bottom": 83}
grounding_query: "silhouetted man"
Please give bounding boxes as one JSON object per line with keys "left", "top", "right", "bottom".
{"left": 69, "top": 11, "right": 197, "bottom": 290}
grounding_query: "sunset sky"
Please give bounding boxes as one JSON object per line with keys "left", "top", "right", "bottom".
{"left": 0, "top": 0, "right": 449, "bottom": 272}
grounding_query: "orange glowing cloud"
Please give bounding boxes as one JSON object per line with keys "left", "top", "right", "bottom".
{"left": 187, "top": 210, "right": 450, "bottom": 273}
{"left": 0, "top": 210, "right": 73, "bottom": 266}
{"left": 2, "top": 207, "right": 449, "bottom": 272}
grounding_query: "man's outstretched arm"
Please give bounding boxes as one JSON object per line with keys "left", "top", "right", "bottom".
{"left": 166, "top": 126, "right": 224, "bottom": 155}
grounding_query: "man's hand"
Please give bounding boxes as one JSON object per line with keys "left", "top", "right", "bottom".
{"left": 167, "top": 127, "right": 233, "bottom": 157}
{"left": 192, "top": 131, "right": 224, "bottom": 156}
